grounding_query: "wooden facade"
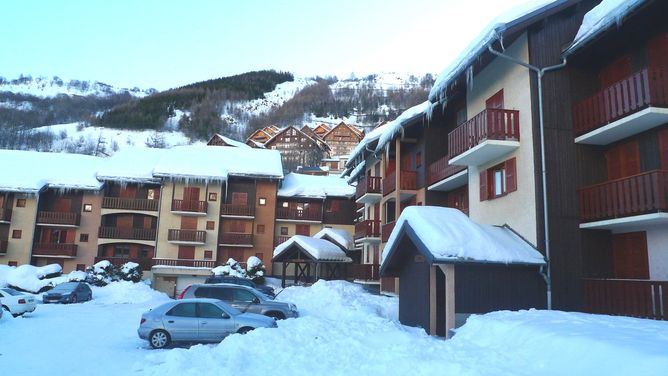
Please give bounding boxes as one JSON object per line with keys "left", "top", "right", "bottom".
{"left": 262, "top": 126, "right": 330, "bottom": 173}
{"left": 322, "top": 122, "right": 365, "bottom": 158}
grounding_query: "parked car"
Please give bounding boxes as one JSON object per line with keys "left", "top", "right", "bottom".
{"left": 138, "top": 298, "right": 277, "bottom": 349}
{"left": 179, "top": 283, "right": 298, "bottom": 319}
{"left": 204, "top": 275, "right": 276, "bottom": 298}
{"left": 43, "top": 282, "right": 92, "bottom": 304}
{"left": 0, "top": 288, "right": 37, "bottom": 317}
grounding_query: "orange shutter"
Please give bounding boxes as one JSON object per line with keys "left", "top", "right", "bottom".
{"left": 485, "top": 89, "right": 504, "bottom": 109}
{"left": 606, "top": 146, "right": 622, "bottom": 180}
{"left": 612, "top": 232, "right": 649, "bottom": 279}
{"left": 647, "top": 32, "right": 668, "bottom": 70}
{"left": 505, "top": 158, "right": 517, "bottom": 193}
{"left": 479, "top": 170, "right": 488, "bottom": 201}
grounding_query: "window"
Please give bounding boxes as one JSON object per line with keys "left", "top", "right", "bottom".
{"left": 480, "top": 158, "right": 516, "bottom": 201}
{"left": 114, "top": 245, "right": 130, "bottom": 258}
{"left": 258, "top": 197, "right": 267, "bottom": 206}
{"left": 83, "top": 204, "right": 92, "bottom": 212}
{"left": 256, "top": 224, "right": 265, "bottom": 234}
{"left": 167, "top": 303, "right": 197, "bottom": 317}
{"left": 285, "top": 137, "right": 291, "bottom": 142}
{"left": 79, "top": 233, "right": 89, "bottom": 242}
{"left": 208, "top": 192, "right": 218, "bottom": 201}
{"left": 147, "top": 189, "right": 156, "bottom": 200}
{"left": 11, "top": 230, "right": 21, "bottom": 239}
{"left": 204, "top": 250, "right": 213, "bottom": 260}
{"left": 416, "top": 152, "right": 422, "bottom": 168}
{"left": 76, "top": 264, "right": 86, "bottom": 271}
{"left": 198, "top": 303, "right": 224, "bottom": 318}
{"left": 206, "top": 221, "right": 215, "bottom": 230}
{"left": 282, "top": 202, "right": 289, "bottom": 208}
{"left": 326, "top": 200, "right": 340, "bottom": 212}
{"left": 233, "top": 289, "right": 257, "bottom": 303}
{"left": 8, "top": 261, "right": 17, "bottom": 267}
{"left": 229, "top": 220, "right": 245, "bottom": 233}
{"left": 140, "top": 247, "right": 149, "bottom": 258}
{"left": 280, "top": 227, "right": 288, "bottom": 236}
{"left": 16, "top": 199, "right": 26, "bottom": 208}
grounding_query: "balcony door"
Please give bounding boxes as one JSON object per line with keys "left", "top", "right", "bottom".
{"left": 612, "top": 232, "right": 649, "bottom": 279}
{"left": 231, "top": 192, "right": 248, "bottom": 206}
{"left": 485, "top": 89, "right": 504, "bottom": 109}
{"left": 647, "top": 32, "right": 668, "bottom": 71}
{"left": 181, "top": 216, "right": 197, "bottom": 230}
{"left": 606, "top": 140, "right": 640, "bottom": 180}
{"left": 599, "top": 56, "right": 632, "bottom": 88}
{"left": 178, "top": 246, "right": 195, "bottom": 260}
{"left": 53, "top": 197, "right": 71, "bottom": 212}
{"left": 296, "top": 224, "right": 310, "bottom": 236}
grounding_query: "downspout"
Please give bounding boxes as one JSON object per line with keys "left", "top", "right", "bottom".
{"left": 487, "top": 43, "right": 567, "bottom": 310}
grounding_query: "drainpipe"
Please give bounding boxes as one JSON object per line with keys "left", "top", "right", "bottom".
{"left": 487, "top": 43, "right": 567, "bottom": 310}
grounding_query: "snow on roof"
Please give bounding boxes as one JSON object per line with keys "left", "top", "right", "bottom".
{"left": 373, "top": 101, "right": 433, "bottom": 154}
{"left": 428, "top": 0, "right": 560, "bottom": 103}
{"left": 211, "top": 134, "right": 250, "bottom": 148}
{"left": 0, "top": 150, "right": 103, "bottom": 193}
{"left": 346, "top": 122, "right": 393, "bottom": 167}
{"left": 96, "top": 147, "right": 166, "bottom": 183}
{"left": 382, "top": 206, "right": 545, "bottom": 268}
{"left": 278, "top": 173, "right": 354, "bottom": 199}
{"left": 273, "top": 235, "right": 352, "bottom": 262}
{"left": 564, "top": 0, "right": 646, "bottom": 56}
{"left": 313, "top": 228, "right": 354, "bottom": 251}
{"left": 346, "top": 160, "right": 366, "bottom": 183}
{"left": 153, "top": 145, "right": 283, "bottom": 181}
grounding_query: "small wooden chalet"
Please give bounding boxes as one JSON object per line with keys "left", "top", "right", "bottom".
{"left": 206, "top": 134, "right": 249, "bottom": 148}
{"left": 381, "top": 206, "right": 546, "bottom": 338}
{"left": 263, "top": 126, "right": 330, "bottom": 173}
{"left": 322, "top": 122, "right": 365, "bottom": 158}
{"left": 273, "top": 235, "right": 352, "bottom": 287}
{"left": 313, "top": 123, "right": 332, "bottom": 139}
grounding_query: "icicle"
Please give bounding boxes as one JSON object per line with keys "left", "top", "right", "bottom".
{"left": 499, "top": 34, "right": 506, "bottom": 52}
{"left": 466, "top": 66, "right": 475, "bottom": 91}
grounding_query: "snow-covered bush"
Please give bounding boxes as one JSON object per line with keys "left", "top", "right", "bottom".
{"left": 246, "top": 256, "right": 266, "bottom": 284}
{"left": 119, "top": 262, "right": 142, "bottom": 283}
{"left": 211, "top": 258, "right": 247, "bottom": 278}
{"left": 86, "top": 260, "right": 143, "bottom": 286}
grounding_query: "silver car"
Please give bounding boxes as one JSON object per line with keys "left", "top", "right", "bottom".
{"left": 179, "top": 283, "right": 299, "bottom": 319}
{"left": 138, "top": 298, "right": 277, "bottom": 349}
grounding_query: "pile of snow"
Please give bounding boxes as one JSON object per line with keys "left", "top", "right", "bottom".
{"left": 211, "top": 258, "right": 247, "bottom": 278}
{"left": 273, "top": 235, "right": 352, "bottom": 262}
{"left": 312, "top": 227, "right": 354, "bottom": 251}
{"left": 97, "top": 147, "right": 167, "bottom": 183}
{"left": 90, "top": 281, "right": 170, "bottom": 305}
{"left": 0, "top": 264, "right": 86, "bottom": 293}
{"left": 0, "top": 75, "right": 155, "bottom": 98}
{"left": 277, "top": 172, "right": 354, "bottom": 198}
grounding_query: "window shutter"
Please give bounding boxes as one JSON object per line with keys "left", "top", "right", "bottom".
{"left": 599, "top": 55, "right": 631, "bottom": 87}
{"left": 606, "top": 147, "right": 622, "bottom": 180}
{"left": 647, "top": 32, "right": 668, "bottom": 71}
{"left": 505, "top": 158, "right": 517, "bottom": 193}
{"left": 479, "top": 170, "right": 488, "bottom": 201}
{"left": 658, "top": 128, "right": 668, "bottom": 169}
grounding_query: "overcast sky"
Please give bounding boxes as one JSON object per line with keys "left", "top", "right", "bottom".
{"left": 1, "top": 0, "right": 536, "bottom": 91}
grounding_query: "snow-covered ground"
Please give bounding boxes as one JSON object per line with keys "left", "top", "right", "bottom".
{"left": 2, "top": 279, "right": 667, "bottom": 375}
{"left": 0, "top": 75, "right": 155, "bottom": 98}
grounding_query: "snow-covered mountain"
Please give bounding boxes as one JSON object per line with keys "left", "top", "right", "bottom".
{"left": 331, "top": 71, "right": 430, "bottom": 92}
{"left": 0, "top": 75, "right": 156, "bottom": 98}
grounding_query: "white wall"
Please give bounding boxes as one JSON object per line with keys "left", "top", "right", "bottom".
{"left": 646, "top": 225, "right": 668, "bottom": 280}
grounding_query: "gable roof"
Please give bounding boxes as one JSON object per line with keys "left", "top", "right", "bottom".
{"left": 264, "top": 125, "right": 329, "bottom": 151}
{"left": 272, "top": 235, "right": 352, "bottom": 262}
{"left": 345, "top": 121, "right": 392, "bottom": 170}
{"left": 381, "top": 207, "right": 545, "bottom": 275}
{"left": 313, "top": 123, "right": 332, "bottom": 136}
{"left": 300, "top": 125, "right": 323, "bottom": 140}
{"left": 322, "top": 122, "right": 365, "bottom": 141}
{"left": 312, "top": 228, "right": 354, "bottom": 251}
{"left": 207, "top": 134, "right": 250, "bottom": 148}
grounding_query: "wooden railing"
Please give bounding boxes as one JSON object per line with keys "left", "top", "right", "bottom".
{"left": 153, "top": 258, "right": 216, "bottom": 268}
{"left": 94, "top": 256, "right": 154, "bottom": 271}
{"left": 0, "top": 240, "right": 7, "bottom": 254}
{"left": 37, "top": 211, "right": 80, "bottom": 226}
{"left": 276, "top": 207, "right": 322, "bottom": 221}
{"left": 219, "top": 233, "right": 254, "bottom": 245}
{"left": 32, "top": 243, "right": 78, "bottom": 257}
{"left": 220, "top": 204, "right": 255, "bottom": 217}
{"left": 0, "top": 208, "right": 12, "bottom": 222}
{"left": 584, "top": 278, "right": 668, "bottom": 320}
{"left": 448, "top": 108, "right": 520, "bottom": 159}
{"left": 381, "top": 221, "right": 396, "bottom": 243}
{"left": 167, "top": 229, "right": 207, "bottom": 243}
{"left": 274, "top": 235, "right": 291, "bottom": 247}
{"left": 356, "top": 176, "right": 382, "bottom": 198}
{"left": 98, "top": 226, "right": 157, "bottom": 241}
{"left": 171, "top": 199, "right": 208, "bottom": 213}
{"left": 573, "top": 68, "right": 668, "bottom": 136}
{"left": 578, "top": 170, "right": 668, "bottom": 222}
{"left": 427, "top": 155, "right": 467, "bottom": 186}
{"left": 347, "top": 264, "right": 380, "bottom": 281}
{"left": 382, "top": 170, "right": 417, "bottom": 196}
{"left": 102, "top": 197, "right": 158, "bottom": 211}
{"left": 354, "top": 219, "right": 380, "bottom": 239}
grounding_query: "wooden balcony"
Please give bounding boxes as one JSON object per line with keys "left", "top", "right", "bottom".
{"left": 37, "top": 211, "right": 80, "bottom": 226}
{"left": 276, "top": 208, "right": 322, "bottom": 222}
{"left": 584, "top": 278, "right": 668, "bottom": 320}
{"left": 573, "top": 68, "right": 668, "bottom": 144}
{"left": 347, "top": 263, "right": 380, "bottom": 281}
{"left": 427, "top": 155, "right": 468, "bottom": 191}
{"left": 447, "top": 108, "right": 520, "bottom": 166}
{"left": 167, "top": 229, "right": 207, "bottom": 244}
{"left": 354, "top": 219, "right": 381, "bottom": 242}
{"left": 0, "top": 240, "right": 7, "bottom": 254}
{"left": 219, "top": 232, "right": 253, "bottom": 246}
{"left": 102, "top": 197, "right": 158, "bottom": 211}
{"left": 32, "top": 243, "right": 78, "bottom": 257}
{"left": 94, "top": 256, "right": 154, "bottom": 271}
{"left": 382, "top": 170, "right": 417, "bottom": 196}
{"left": 98, "top": 226, "right": 157, "bottom": 241}
{"left": 381, "top": 221, "right": 396, "bottom": 243}
{"left": 153, "top": 258, "right": 216, "bottom": 268}
{"left": 356, "top": 176, "right": 382, "bottom": 204}
{"left": 171, "top": 199, "right": 208, "bottom": 214}
{"left": 274, "top": 235, "right": 291, "bottom": 247}
{"left": 220, "top": 204, "right": 255, "bottom": 217}
{"left": 578, "top": 170, "right": 668, "bottom": 228}
{"left": 0, "top": 208, "right": 12, "bottom": 222}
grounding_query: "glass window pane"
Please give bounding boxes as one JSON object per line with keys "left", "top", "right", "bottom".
{"left": 167, "top": 303, "right": 197, "bottom": 317}
{"left": 198, "top": 303, "right": 224, "bottom": 318}
{"left": 233, "top": 289, "right": 256, "bottom": 302}
{"left": 494, "top": 170, "right": 503, "bottom": 196}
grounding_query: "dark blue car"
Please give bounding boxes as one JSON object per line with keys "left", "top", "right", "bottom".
{"left": 43, "top": 282, "right": 93, "bottom": 304}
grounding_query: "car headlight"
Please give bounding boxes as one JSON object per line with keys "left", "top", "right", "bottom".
{"left": 289, "top": 303, "right": 298, "bottom": 312}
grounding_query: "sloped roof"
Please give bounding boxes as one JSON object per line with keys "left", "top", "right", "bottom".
{"left": 278, "top": 173, "right": 354, "bottom": 199}
{"left": 263, "top": 125, "right": 329, "bottom": 151}
{"left": 273, "top": 235, "right": 352, "bottom": 262}
{"left": 207, "top": 134, "right": 250, "bottom": 148}
{"left": 313, "top": 228, "right": 354, "bottom": 251}
{"left": 322, "top": 122, "right": 365, "bottom": 141}
{"left": 373, "top": 101, "right": 433, "bottom": 154}
{"left": 345, "top": 121, "right": 392, "bottom": 168}
{"left": 381, "top": 206, "right": 545, "bottom": 275}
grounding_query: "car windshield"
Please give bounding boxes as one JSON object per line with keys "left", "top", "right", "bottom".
{"left": 1, "top": 288, "right": 23, "bottom": 296}
{"left": 51, "top": 282, "right": 78, "bottom": 292}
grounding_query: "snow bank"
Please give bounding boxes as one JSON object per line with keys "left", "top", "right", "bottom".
{"left": 90, "top": 281, "right": 170, "bottom": 305}
{"left": 278, "top": 172, "right": 354, "bottom": 198}
{"left": 273, "top": 235, "right": 352, "bottom": 262}
{"left": 0, "top": 264, "right": 63, "bottom": 292}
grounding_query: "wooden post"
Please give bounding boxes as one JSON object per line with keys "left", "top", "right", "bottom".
{"left": 281, "top": 261, "right": 287, "bottom": 288}
{"left": 429, "top": 265, "right": 437, "bottom": 335}
{"left": 438, "top": 264, "right": 455, "bottom": 339}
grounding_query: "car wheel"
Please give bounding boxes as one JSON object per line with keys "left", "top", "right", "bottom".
{"left": 71, "top": 295, "right": 78, "bottom": 304}
{"left": 237, "top": 327, "right": 253, "bottom": 335}
{"left": 150, "top": 330, "right": 171, "bottom": 349}
{"left": 266, "top": 312, "right": 285, "bottom": 320}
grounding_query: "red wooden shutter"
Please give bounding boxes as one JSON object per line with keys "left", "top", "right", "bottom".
{"left": 620, "top": 141, "right": 640, "bottom": 178}
{"left": 485, "top": 89, "right": 504, "bottom": 109}
{"left": 232, "top": 192, "right": 248, "bottom": 205}
{"left": 659, "top": 128, "right": 668, "bottom": 169}
{"left": 479, "top": 170, "right": 488, "bottom": 201}
{"left": 505, "top": 158, "right": 517, "bottom": 193}
{"left": 180, "top": 216, "right": 197, "bottom": 230}
{"left": 296, "top": 224, "right": 310, "bottom": 236}
{"left": 599, "top": 55, "right": 631, "bottom": 87}
{"left": 606, "top": 146, "right": 622, "bottom": 180}
{"left": 402, "top": 153, "right": 412, "bottom": 171}
{"left": 178, "top": 246, "right": 195, "bottom": 260}
{"left": 612, "top": 232, "right": 649, "bottom": 279}
{"left": 647, "top": 32, "right": 668, "bottom": 70}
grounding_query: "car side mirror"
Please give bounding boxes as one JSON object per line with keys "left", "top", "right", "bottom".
{"left": 221, "top": 312, "right": 230, "bottom": 319}
{"left": 253, "top": 297, "right": 260, "bottom": 304}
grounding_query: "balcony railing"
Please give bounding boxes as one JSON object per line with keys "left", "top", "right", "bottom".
{"left": 381, "top": 221, "right": 396, "bottom": 243}
{"left": 355, "top": 176, "right": 382, "bottom": 198}
{"left": 0, "top": 208, "right": 12, "bottom": 222}
{"left": 573, "top": 68, "right": 668, "bottom": 136}
{"left": 276, "top": 208, "right": 322, "bottom": 222}
{"left": 153, "top": 258, "right": 216, "bottom": 268}
{"left": 382, "top": 170, "right": 417, "bottom": 196}
{"left": 219, "top": 233, "right": 253, "bottom": 245}
{"left": 37, "top": 211, "right": 80, "bottom": 226}
{"left": 98, "top": 226, "right": 157, "bottom": 241}
{"left": 0, "top": 240, "right": 7, "bottom": 254}
{"left": 167, "top": 229, "right": 207, "bottom": 243}
{"left": 584, "top": 278, "right": 668, "bottom": 320}
{"left": 102, "top": 197, "right": 159, "bottom": 211}
{"left": 220, "top": 204, "right": 255, "bottom": 217}
{"left": 94, "top": 256, "right": 154, "bottom": 271}
{"left": 32, "top": 243, "right": 78, "bottom": 257}
{"left": 427, "top": 155, "right": 467, "bottom": 186}
{"left": 448, "top": 108, "right": 520, "bottom": 159}
{"left": 354, "top": 219, "right": 380, "bottom": 240}
{"left": 171, "top": 199, "right": 208, "bottom": 214}
{"left": 347, "top": 263, "right": 380, "bottom": 281}
{"left": 274, "top": 235, "right": 291, "bottom": 247}
{"left": 578, "top": 170, "right": 668, "bottom": 222}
